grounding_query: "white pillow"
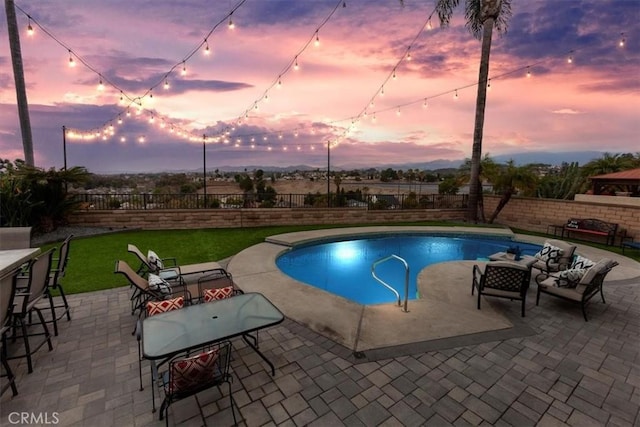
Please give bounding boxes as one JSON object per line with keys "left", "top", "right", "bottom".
{"left": 147, "top": 250, "right": 164, "bottom": 270}
{"left": 148, "top": 273, "right": 172, "bottom": 296}
{"left": 570, "top": 255, "right": 595, "bottom": 270}
{"left": 535, "top": 243, "right": 564, "bottom": 263}
{"left": 553, "top": 268, "right": 586, "bottom": 288}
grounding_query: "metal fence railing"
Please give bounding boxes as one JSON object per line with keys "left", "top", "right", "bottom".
{"left": 71, "top": 193, "right": 468, "bottom": 210}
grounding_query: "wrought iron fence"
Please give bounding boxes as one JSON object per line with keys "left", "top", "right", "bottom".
{"left": 71, "top": 193, "right": 468, "bottom": 210}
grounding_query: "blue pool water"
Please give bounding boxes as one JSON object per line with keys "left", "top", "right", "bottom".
{"left": 276, "top": 234, "right": 542, "bottom": 305}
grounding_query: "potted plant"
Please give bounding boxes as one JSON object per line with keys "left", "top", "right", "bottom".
{"left": 506, "top": 245, "right": 522, "bottom": 261}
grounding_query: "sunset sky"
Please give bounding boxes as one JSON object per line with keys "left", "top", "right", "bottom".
{"left": 1, "top": 0, "right": 638, "bottom": 173}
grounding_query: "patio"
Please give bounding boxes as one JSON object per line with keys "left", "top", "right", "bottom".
{"left": 1, "top": 235, "right": 639, "bottom": 426}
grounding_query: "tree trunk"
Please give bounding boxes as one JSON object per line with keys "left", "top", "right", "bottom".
{"left": 466, "top": 15, "right": 495, "bottom": 223}
{"left": 5, "top": 0, "right": 34, "bottom": 166}
{"left": 488, "top": 189, "right": 512, "bottom": 224}
{"left": 477, "top": 178, "right": 486, "bottom": 222}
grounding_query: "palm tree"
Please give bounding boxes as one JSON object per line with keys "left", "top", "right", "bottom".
{"left": 581, "top": 152, "right": 639, "bottom": 178}
{"left": 485, "top": 160, "right": 537, "bottom": 224}
{"left": 457, "top": 154, "right": 498, "bottom": 222}
{"left": 422, "top": 0, "right": 513, "bottom": 223}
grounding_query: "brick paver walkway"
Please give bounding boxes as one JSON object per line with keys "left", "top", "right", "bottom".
{"left": 1, "top": 276, "right": 639, "bottom": 426}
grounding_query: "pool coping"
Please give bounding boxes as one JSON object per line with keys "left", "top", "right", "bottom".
{"left": 228, "top": 226, "right": 640, "bottom": 361}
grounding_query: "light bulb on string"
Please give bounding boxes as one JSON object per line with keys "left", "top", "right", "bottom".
{"left": 314, "top": 31, "right": 320, "bottom": 47}
{"left": 97, "top": 76, "right": 104, "bottom": 91}
{"left": 392, "top": 69, "right": 397, "bottom": 80}
{"left": 426, "top": 18, "right": 433, "bottom": 30}
{"left": 149, "top": 115, "right": 155, "bottom": 124}
{"left": 204, "top": 39, "right": 211, "bottom": 55}
{"left": 277, "top": 76, "right": 282, "bottom": 89}
{"left": 119, "top": 92, "right": 125, "bottom": 104}
{"left": 68, "top": 50, "right": 76, "bottom": 67}
{"left": 228, "top": 13, "right": 235, "bottom": 29}
{"left": 396, "top": 108, "right": 401, "bottom": 116}
{"left": 406, "top": 49, "right": 412, "bottom": 61}
{"left": 567, "top": 51, "right": 573, "bottom": 63}
{"left": 619, "top": 33, "right": 625, "bottom": 47}
{"left": 164, "top": 79, "right": 170, "bottom": 90}
{"left": 181, "top": 61, "right": 187, "bottom": 76}
{"left": 294, "top": 56, "right": 299, "bottom": 70}
{"left": 526, "top": 67, "right": 531, "bottom": 78}
{"left": 138, "top": 136, "right": 146, "bottom": 144}
{"left": 148, "top": 89, "right": 154, "bottom": 102}
{"left": 117, "top": 115, "right": 123, "bottom": 124}
{"left": 454, "top": 89, "right": 458, "bottom": 100}
{"left": 423, "top": 98, "right": 428, "bottom": 108}
{"left": 380, "top": 86, "right": 385, "bottom": 96}
{"left": 126, "top": 108, "right": 131, "bottom": 117}
{"left": 120, "top": 136, "right": 126, "bottom": 143}
{"left": 27, "top": 17, "right": 34, "bottom": 36}
{"left": 487, "top": 79, "right": 491, "bottom": 91}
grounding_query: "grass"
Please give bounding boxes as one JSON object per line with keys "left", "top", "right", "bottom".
{"left": 42, "top": 222, "right": 639, "bottom": 295}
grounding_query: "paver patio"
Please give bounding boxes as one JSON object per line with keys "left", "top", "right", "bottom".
{"left": 1, "top": 243, "right": 639, "bottom": 426}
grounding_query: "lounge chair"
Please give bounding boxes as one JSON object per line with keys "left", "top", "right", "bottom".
{"left": 127, "top": 244, "right": 224, "bottom": 283}
{"left": 531, "top": 239, "right": 577, "bottom": 284}
{"left": 536, "top": 258, "right": 619, "bottom": 321}
{"left": 472, "top": 260, "right": 532, "bottom": 317}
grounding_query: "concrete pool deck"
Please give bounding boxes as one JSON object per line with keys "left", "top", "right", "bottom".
{"left": 228, "top": 226, "right": 640, "bottom": 360}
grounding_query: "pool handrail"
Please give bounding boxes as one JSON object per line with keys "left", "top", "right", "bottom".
{"left": 371, "top": 254, "right": 410, "bottom": 312}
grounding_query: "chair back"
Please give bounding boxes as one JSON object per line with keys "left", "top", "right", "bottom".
{"left": 166, "top": 341, "right": 232, "bottom": 398}
{"left": 18, "top": 249, "right": 55, "bottom": 310}
{"left": 545, "top": 239, "right": 577, "bottom": 270}
{"left": 114, "top": 260, "right": 150, "bottom": 293}
{"left": 576, "top": 259, "right": 619, "bottom": 297}
{"left": 50, "top": 235, "right": 73, "bottom": 286}
{"left": 0, "top": 269, "right": 19, "bottom": 330}
{"left": 0, "top": 227, "right": 32, "bottom": 249}
{"left": 482, "top": 261, "right": 531, "bottom": 295}
{"left": 197, "top": 269, "right": 238, "bottom": 301}
{"left": 127, "top": 244, "right": 153, "bottom": 275}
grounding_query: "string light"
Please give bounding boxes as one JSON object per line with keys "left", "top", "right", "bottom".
{"left": 117, "top": 115, "right": 123, "bottom": 124}
{"left": 567, "top": 51, "right": 573, "bottom": 63}
{"left": 181, "top": 61, "right": 187, "bottom": 76}
{"left": 406, "top": 49, "right": 412, "bottom": 61}
{"left": 294, "top": 56, "right": 299, "bottom": 70}
{"left": 619, "top": 33, "right": 625, "bottom": 47}
{"left": 454, "top": 89, "right": 458, "bottom": 100}
{"left": 422, "top": 98, "right": 428, "bottom": 108}
{"left": 526, "top": 67, "right": 532, "bottom": 78}
{"left": 228, "top": 13, "right": 235, "bottom": 29}
{"left": 27, "top": 17, "right": 34, "bottom": 36}
{"left": 392, "top": 69, "right": 397, "bottom": 80}
{"left": 487, "top": 79, "right": 491, "bottom": 90}
{"left": 164, "top": 79, "right": 170, "bottom": 90}
{"left": 314, "top": 31, "right": 320, "bottom": 47}
{"left": 277, "top": 76, "right": 282, "bottom": 88}
{"left": 204, "top": 39, "right": 211, "bottom": 55}
{"left": 68, "top": 50, "right": 75, "bottom": 67}
{"left": 97, "top": 76, "right": 104, "bottom": 91}
{"left": 426, "top": 18, "right": 432, "bottom": 30}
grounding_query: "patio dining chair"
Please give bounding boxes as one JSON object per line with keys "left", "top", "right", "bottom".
{"left": 472, "top": 260, "right": 532, "bottom": 317}
{"left": 38, "top": 235, "right": 73, "bottom": 336}
{"left": 114, "top": 260, "right": 190, "bottom": 323}
{"left": 7, "top": 249, "right": 55, "bottom": 373}
{"left": 1, "top": 269, "right": 20, "bottom": 396}
{"left": 159, "top": 341, "right": 237, "bottom": 426}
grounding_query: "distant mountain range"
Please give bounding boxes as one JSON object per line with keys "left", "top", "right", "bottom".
{"left": 212, "top": 150, "right": 606, "bottom": 173}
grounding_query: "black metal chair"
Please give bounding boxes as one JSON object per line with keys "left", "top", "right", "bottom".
{"left": 159, "top": 341, "right": 237, "bottom": 426}
{"left": 8, "top": 249, "right": 55, "bottom": 373}
{"left": 1, "top": 269, "right": 20, "bottom": 396}
{"left": 40, "top": 235, "right": 73, "bottom": 336}
{"left": 472, "top": 261, "right": 532, "bottom": 317}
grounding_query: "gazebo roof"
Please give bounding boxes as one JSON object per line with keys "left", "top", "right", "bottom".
{"left": 589, "top": 168, "right": 640, "bottom": 181}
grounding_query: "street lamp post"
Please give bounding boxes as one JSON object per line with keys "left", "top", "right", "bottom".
{"left": 327, "top": 140, "right": 331, "bottom": 207}
{"left": 62, "top": 125, "right": 67, "bottom": 170}
{"left": 202, "top": 134, "right": 207, "bottom": 208}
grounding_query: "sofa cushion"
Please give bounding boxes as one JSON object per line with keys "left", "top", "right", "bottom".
{"left": 534, "top": 243, "right": 564, "bottom": 263}
{"left": 570, "top": 255, "right": 595, "bottom": 270}
{"left": 554, "top": 268, "right": 587, "bottom": 288}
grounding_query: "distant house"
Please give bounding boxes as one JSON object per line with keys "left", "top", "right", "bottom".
{"left": 371, "top": 194, "right": 400, "bottom": 209}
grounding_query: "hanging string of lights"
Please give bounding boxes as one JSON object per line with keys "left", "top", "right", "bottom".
{"left": 14, "top": 0, "right": 248, "bottom": 139}
{"left": 13, "top": 2, "right": 630, "bottom": 155}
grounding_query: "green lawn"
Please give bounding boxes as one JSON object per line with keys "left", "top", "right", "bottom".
{"left": 42, "top": 222, "right": 639, "bottom": 295}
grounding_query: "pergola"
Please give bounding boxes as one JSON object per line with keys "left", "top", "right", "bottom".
{"left": 589, "top": 168, "right": 640, "bottom": 196}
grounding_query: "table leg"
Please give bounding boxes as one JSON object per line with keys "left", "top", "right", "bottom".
{"left": 242, "top": 333, "right": 275, "bottom": 376}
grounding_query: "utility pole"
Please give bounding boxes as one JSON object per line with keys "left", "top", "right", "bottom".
{"left": 203, "top": 134, "right": 207, "bottom": 208}
{"left": 5, "top": 0, "right": 34, "bottom": 165}
{"left": 62, "top": 126, "right": 67, "bottom": 170}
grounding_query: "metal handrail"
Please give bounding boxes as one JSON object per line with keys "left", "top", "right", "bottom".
{"left": 371, "top": 254, "right": 410, "bottom": 312}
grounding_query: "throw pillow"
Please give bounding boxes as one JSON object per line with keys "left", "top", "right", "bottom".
{"left": 553, "top": 268, "right": 586, "bottom": 288}
{"left": 570, "top": 255, "right": 595, "bottom": 270}
{"left": 168, "top": 348, "right": 220, "bottom": 394}
{"left": 148, "top": 273, "right": 172, "bottom": 296}
{"left": 203, "top": 286, "right": 235, "bottom": 302}
{"left": 534, "top": 243, "right": 564, "bottom": 263}
{"left": 147, "top": 250, "right": 164, "bottom": 270}
{"left": 146, "top": 296, "right": 184, "bottom": 316}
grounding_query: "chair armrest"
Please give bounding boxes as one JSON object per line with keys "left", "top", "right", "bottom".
{"left": 160, "top": 257, "right": 178, "bottom": 267}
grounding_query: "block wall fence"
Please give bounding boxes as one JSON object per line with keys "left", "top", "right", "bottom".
{"left": 67, "top": 196, "right": 639, "bottom": 238}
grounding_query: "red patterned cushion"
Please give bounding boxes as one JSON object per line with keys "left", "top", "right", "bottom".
{"left": 146, "top": 296, "right": 184, "bottom": 317}
{"left": 168, "top": 349, "right": 220, "bottom": 394}
{"left": 203, "top": 286, "right": 234, "bottom": 302}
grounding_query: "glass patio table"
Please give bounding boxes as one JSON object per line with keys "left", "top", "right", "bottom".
{"left": 142, "top": 292, "right": 284, "bottom": 375}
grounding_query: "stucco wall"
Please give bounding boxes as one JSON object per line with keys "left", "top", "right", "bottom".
{"left": 67, "top": 208, "right": 466, "bottom": 230}
{"left": 67, "top": 197, "right": 640, "bottom": 240}
{"left": 483, "top": 196, "right": 639, "bottom": 239}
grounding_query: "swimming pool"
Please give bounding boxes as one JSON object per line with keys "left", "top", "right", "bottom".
{"left": 276, "top": 234, "right": 542, "bottom": 305}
